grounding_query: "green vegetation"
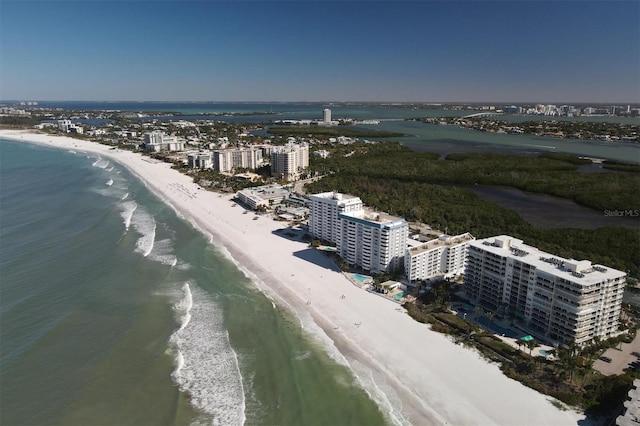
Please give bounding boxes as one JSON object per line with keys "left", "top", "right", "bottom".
{"left": 421, "top": 116, "right": 640, "bottom": 141}
{"left": 603, "top": 160, "right": 640, "bottom": 173}
{"left": 305, "top": 142, "right": 640, "bottom": 276}
{"left": 405, "top": 282, "right": 639, "bottom": 418}
{"left": 267, "top": 126, "right": 404, "bottom": 138}
{"left": 0, "top": 116, "right": 43, "bottom": 127}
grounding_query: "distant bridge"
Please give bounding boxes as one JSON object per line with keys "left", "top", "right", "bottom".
{"left": 462, "top": 112, "right": 505, "bottom": 119}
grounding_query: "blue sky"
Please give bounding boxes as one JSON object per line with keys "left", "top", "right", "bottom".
{"left": 1, "top": 1, "right": 638, "bottom": 103}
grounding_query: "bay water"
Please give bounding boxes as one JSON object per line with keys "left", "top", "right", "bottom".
{"left": 0, "top": 139, "right": 387, "bottom": 425}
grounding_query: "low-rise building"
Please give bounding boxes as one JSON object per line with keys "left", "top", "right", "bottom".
{"left": 235, "top": 184, "right": 288, "bottom": 210}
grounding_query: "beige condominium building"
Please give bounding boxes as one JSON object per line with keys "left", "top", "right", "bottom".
{"left": 464, "top": 235, "right": 626, "bottom": 346}
{"left": 405, "top": 233, "right": 475, "bottom": 283}
{"left": 270, "top": 142, "right": 309, "bottom": 181}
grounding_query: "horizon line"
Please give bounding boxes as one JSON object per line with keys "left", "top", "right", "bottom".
{"left": 3, "top": 99, "right": 640, "bottom": 106}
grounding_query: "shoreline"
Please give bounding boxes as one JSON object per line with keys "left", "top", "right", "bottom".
{"left": 0, "top": 129, "right": 587, "bottom": 425}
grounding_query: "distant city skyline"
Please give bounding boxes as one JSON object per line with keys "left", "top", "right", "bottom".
{"left": 1, "top": 1, "right": 639, "bottom": 103}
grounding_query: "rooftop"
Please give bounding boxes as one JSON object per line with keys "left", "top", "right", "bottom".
{"left": 470, "top": 235, "right": 626, "bottom": 284}
{"left": 409, "top": 233, "right": 475, "bottom": 255}
{"left": 311, "top": 191, "right": 361, "bottom": 202}
{"left": 341, "top": 207, "right": 406, "bottom": 227}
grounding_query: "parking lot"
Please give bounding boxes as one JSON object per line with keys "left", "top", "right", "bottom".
{"left": 594, "top": 333, "right": 640, "bottom": 376}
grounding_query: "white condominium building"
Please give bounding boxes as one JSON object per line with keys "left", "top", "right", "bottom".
{"left": 309, "top": 192, "right": 364, "bottom": 244}
{"left": 309, "top": 191, "right": 407, "bottom": 274}
{"left": 338, "top": 209, "right": 408, "bottom": 274}
{"left": 271, "top": 142, "right": 309, "bottom": 181}
{"left": 405, "top": 233, "right": 475, "bottom": 283}
{"left": 187, "top": 152, "right": 213, "bottom": 169}
{"left": 323, "top": 108, "right": 331, "bottom": 123}
{"left": 144, "top": 130, "right": 184, "bottom": 152}
{"left": 464, "top": 235, "right": 626, "bottom": 346}
{"left": 213, "top": 148, "right": 263, "bottom": 173}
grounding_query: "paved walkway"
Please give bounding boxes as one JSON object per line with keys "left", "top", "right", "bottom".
{"left": 452, "top": 308, "right": 557, "bottom": 359}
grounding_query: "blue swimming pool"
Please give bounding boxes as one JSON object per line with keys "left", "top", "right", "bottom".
{"left": 393, "top": 292, "right": 405, "bottom": 300}
{"left": 352, "top": 274, "right": 370, "bottom": 283}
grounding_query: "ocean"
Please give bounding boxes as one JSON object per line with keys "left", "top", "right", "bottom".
{"left": 0, "top": 139, "right": 388, "bottom": 425}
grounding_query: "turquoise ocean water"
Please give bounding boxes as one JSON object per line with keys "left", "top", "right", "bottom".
{"left": 0, "top": 139, "right": 387, "bottom": 425}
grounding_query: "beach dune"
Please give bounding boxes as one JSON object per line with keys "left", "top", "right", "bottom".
{"left": 0, "top": 129, "right": 586, "bottom": 425}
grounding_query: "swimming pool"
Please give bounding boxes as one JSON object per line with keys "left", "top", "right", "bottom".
{"left": 393, "top": 291, "right": 405, "bottom": 300}
{"left": 352, "top": 274, "right": 370, "bottom": 283}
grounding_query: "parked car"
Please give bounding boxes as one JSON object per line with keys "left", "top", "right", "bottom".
{"left": 600, "top": 356, "right": 612, "bottom": 363}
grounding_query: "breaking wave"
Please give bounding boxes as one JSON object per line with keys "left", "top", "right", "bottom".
{"left": 132, "top": 208, "right": 156, "bottom": 257}
{"left": 169, "top": 283, "right": 246, "bottom": 425}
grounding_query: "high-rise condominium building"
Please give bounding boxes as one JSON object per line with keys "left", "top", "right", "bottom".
{"left": 309, "top": 192, "right": 364, "bottom": 244}
{"left": 144, "top": 130, "right": 184, "bottom": 152}
{"left": 271, "top": 142, "right": 309, "bottom": 181}
{"left": 309, "top": 191, "right": 407, "bottom": 274}
{"left": 323, "top": 108, "right": 332, "bottom": 123}
{"left": 338, "top": 209, "right": 408, "bottom": 274}
{"left": 405, "top": 233, "right": 475, "bottom": 283}
{"left": 464, "top": 235, "right": 626, "bottom": 346}
{"left": 213, "top": 148, "right": 263, "bottom": 173}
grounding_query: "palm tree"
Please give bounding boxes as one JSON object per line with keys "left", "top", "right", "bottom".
{"left": 487, "top": 311, "right": 495, "bottom": 333}
{"left": 525, "top": 339, "right": 537, "bottom": 356}
{"left": 474, "top": 305, "right": 483, "bottom": 324}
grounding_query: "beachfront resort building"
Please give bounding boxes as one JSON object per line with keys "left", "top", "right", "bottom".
{"left": 309, "top": 191, "right": 408, "bottom": 274}
{"left": 187, "top": 151, "right": 213, "bottom": 169}
{"left": 309, "top": 192, "right": 364, "bottom": 244}
{"left": 144, "top": 131, "right": 185, "bottom": 152}
{"left": 405, "top": 233, "right": 475, "bottom": 283}
{"left": 270, "top": 142, "right": 309, "bottom": 181}
{"left": 338, "top": 209, "right": 408, "bottom": 274}
{"left": 213, "top": 148, "right": 263, "bottom": 173}
{"left": 57, "top": 119, "right": 83, "bottom": 134}
{"left": 464, "top": 235, "right": 627, "bottom": 346}
{"left": 235, "top": 184, "right": 288, "bottom": 210}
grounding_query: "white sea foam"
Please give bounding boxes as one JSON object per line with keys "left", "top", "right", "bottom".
{"left": 175, "top": 350, "right": 185, "bottom": 374}
{"left": 106, "top": 179, "right": 113, "bottom": 186}
{"left": 132, "top": 208, "right": 156, "bottom": 257}
{"left": 148, "top": 238, "right": 178, "bottom": 266}
{"left": 348, "top": 358, "right": 408, "bottom": 426}
{"left": 121, "top": 192, "right": 129, "bottom": 201}
{"left": 293, "top": 350, "right": 312, "bottom": 361}
{"left": 119, "top": 201, "right": 137, "bottom": 231}
{"left": 107, "top": 166, "right": 114, "bottom": 172}
{"left": 170, "top": 283, "right": 246, "bottom": 425}
{"left": 210, "top": 245, "right": 351, "bottom": 364}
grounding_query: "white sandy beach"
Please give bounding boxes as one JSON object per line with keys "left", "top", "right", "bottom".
{"left": 0, "top": 129, "right": 587, "bottom": 425}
